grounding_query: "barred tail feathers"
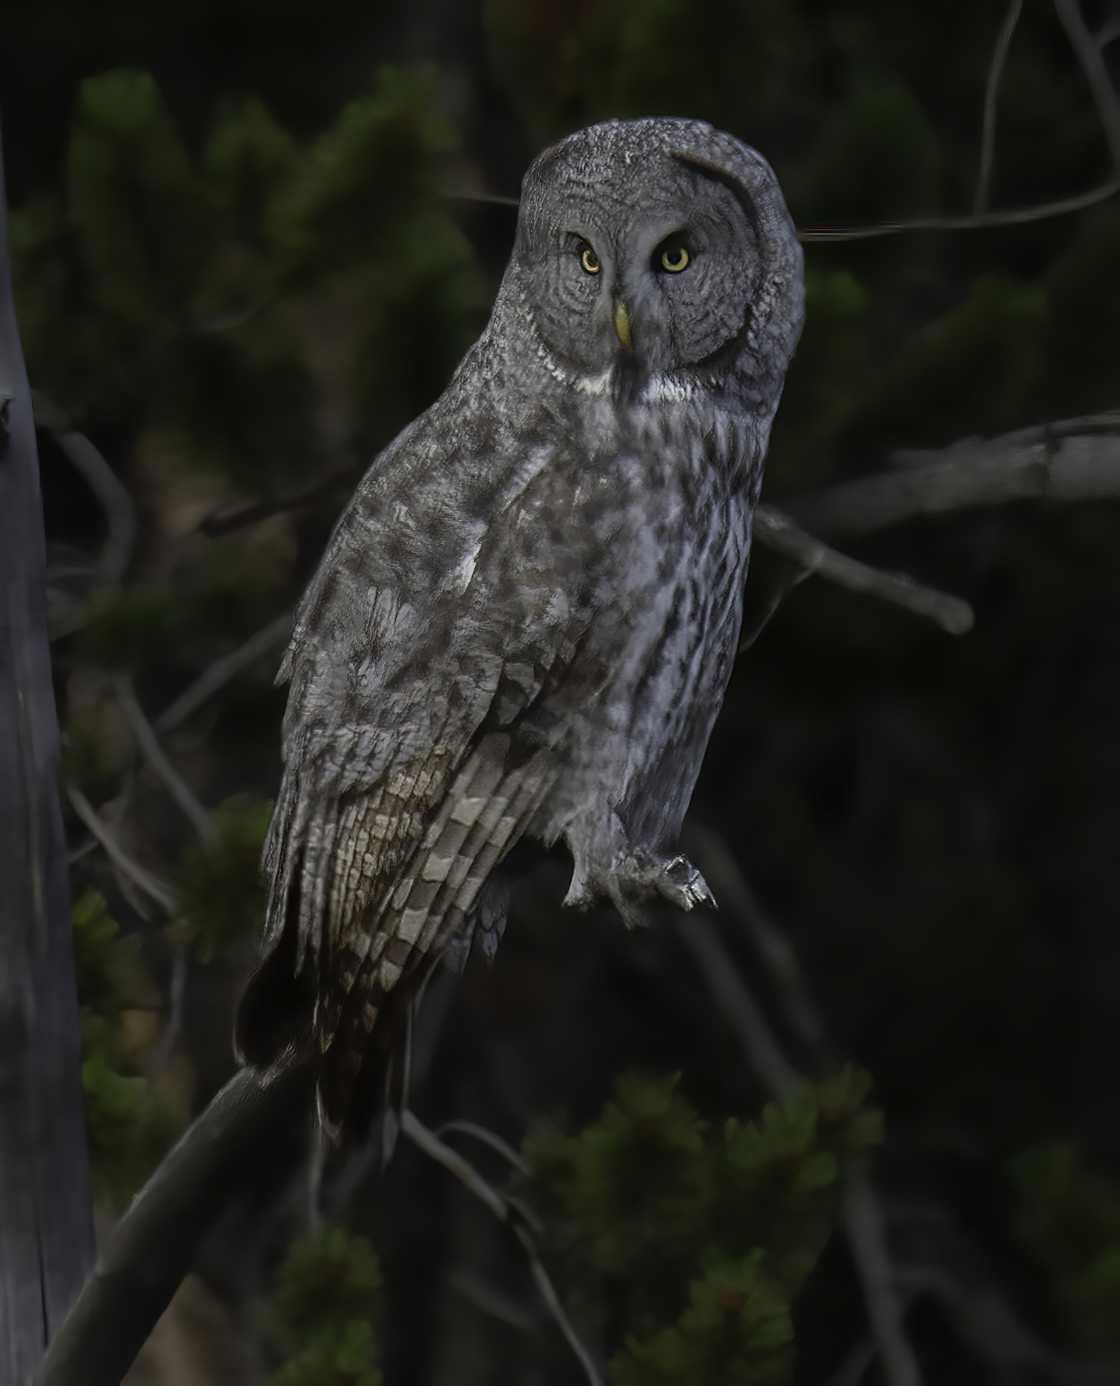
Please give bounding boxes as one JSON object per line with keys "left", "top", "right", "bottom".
{"left": 316, "top": 734, "right": 553, "bottom": 1134}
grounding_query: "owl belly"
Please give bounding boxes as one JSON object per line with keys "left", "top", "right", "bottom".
{"left": 613, "top": 486, "right": 751, "bottom": 846}
{"left": 534, "top": 433, "right": 754, "bottom": 859}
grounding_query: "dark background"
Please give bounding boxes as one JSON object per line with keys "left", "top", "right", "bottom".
{"left": 4, "top": 0, "right": 1120, "bottom": 1380}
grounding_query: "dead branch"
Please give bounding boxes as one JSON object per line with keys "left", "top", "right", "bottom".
{"left": 754, "top": 506, "right": 975, "bottom": 635}
{"left": 974, "top": 0, "right": 1023, "bottom": 214}
{"left": 65, "top": 785, "right": 176, "bottom": 913}
{"left": 32, "top": 1053, "right": 314, "bottom": 1386}
{"left": 782, "top": 413, "right": 1120, "bottom": 539}
{"left": 155, "top": 612, "right": 292, "bottom": 734}
{"left": 400, "top": 1110, "right": 603, "bottom": 1386}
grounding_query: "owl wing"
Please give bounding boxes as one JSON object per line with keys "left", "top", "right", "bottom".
{"left": 236, "top": 420, "right": 616, "bottom": 1129}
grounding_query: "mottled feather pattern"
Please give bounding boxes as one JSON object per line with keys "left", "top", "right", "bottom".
{"left": 235, "top": 117, "right": 803, "bottom": 1135}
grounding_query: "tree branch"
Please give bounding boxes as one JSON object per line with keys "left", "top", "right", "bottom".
{"left": 154, "top": 612, "right": 292, "bottom": 734}
{"left": 674, "top": 850, "right": 922, "bottom": 1386}
{"left": 399, "top": 1109, "right": 603, "bottom": 1386}
{"left": 31, "top": 393, "right": 137, "bottom": 589}
{"left": 65, "top": 784, "right": 176, "bottom": 913}
{"left": 118, "top": 676, "right": 215, "bottom": 838}
{"left": 974, "top": 0, "right": 1023, "bottom": 214}
{"left": 845, "top": 1182, "right": 924, "bottom": 1386}
{"left": 1054, "top": 0, "right": 1120, "bottom": 174}
{"left": 797, "top": 177, "right": 1119, "bottom": 241}
{"left": 782, "top": 413, "right": 1120, "bottom": 539}
{"left": 753, "top": 506, "right": 975, "bottom": 636}
{"left": 32, "top": 1053, "right": 314, "bottom": 1386}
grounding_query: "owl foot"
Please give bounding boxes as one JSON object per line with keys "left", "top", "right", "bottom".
{"left": 564, "top": 845, "right": 716, "bottom": 928}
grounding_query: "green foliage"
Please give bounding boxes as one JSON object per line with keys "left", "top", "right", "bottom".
{"left": 11, "top": 63, "right": 482, "bottom": 486}
{"left": 71, "top": 891, "right": 178, "bottom": 1205}
{"left": 71, "top": 887, "right": 154, "bottom": 1033}
{"left": 612, "top": 1254, "right": 793, "bottom": 1386}
{"left": 1010, "top": 1143, "right": 1120, "bottom": 1353}
{"left": 486, "top": 0, "right": 807, "bottom": 151}
{"left": 256, "top": 1225, "right": 383, "bottom": 1385}
{"left": 522, "top": 1067, "right": 880, "bottom": 1379}
{"left": 172, "top": 794, "right": 273, "bottom": 963}
{"left": 269, "top": 66, "right": 455, "bottom": 282}
{"left": 524, "top": 1071, "right": 708, "bottom": 1275}
{"left": 842, "top": 274, "right": 1047, "bottom": 448}
{"left": 80, "top": 1057, "right": 181, "bottom": 1209}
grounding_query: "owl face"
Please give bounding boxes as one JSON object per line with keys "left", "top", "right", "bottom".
{"left": 514, "top": 119, "right": 791, "bottom": 386}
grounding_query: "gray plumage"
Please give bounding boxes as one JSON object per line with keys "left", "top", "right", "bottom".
{"left": 234, "top": 117, "right": 804, "bottom": 1134}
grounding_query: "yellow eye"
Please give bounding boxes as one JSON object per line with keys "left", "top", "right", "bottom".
{"left": 661, "top": 245, "right": 690, "bottom": 273}
{"left": 580, "top": 246, "right": 600, "bottom": 274}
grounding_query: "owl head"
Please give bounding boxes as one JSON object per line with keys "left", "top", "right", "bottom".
{"left": 511, "top": 118, "right": 803, "bottom": 410}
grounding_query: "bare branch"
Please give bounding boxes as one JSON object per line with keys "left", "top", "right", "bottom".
{"left": 447, "top": 1266, "right": 536, "bottom": 1332}
{"left": 798, "top": 176, "right": 1119, "bottom": 242}
{"left": 117, "top": 677, "right": 215, "bottom": 837}
{"left": 674, "top": 875, "right": 921, "bottom": 1386}
{"left": 65, "top": 784, "right": 176, "bottom": 913}
{"left": 443, "top": 187, "right": 521, "bottom": 208}
{"left": 32, "top": 392, "right": 137, "bottom": 588}
{"left": 895, "top": 1260, "right": 1120, "bottom": 1384}
{"left": 753, "top": 506, "right": 975, "bottom": 636}
{"left": 672, "top": 913, "right": 803, "bottom": 1094}
{"left": 154, "top": 612, "right": 292, "bottom": 734}
{"left": 683, "top": 826, "right": 828, "bottom": 1060}
{"left": 1098, "top": 15, "right": 1120, "bottom": 48}
{"left": 32, "top": 1053, "right": 314, "bottom": 1386}
{"left": 782, "top": 413, "right": 1120, "bottom": 539}
{"left": 400, "top": 1110, "right": 603, "bottom": 1386}
{"left": 845, "top": 1182, "right": 924, "bottom": 1386}
{"left": 1055, "top": 0, "right": 1120, "bottom": 174}
{"left": 435, "top": 1119, "right": 531, "bottom": 1175}
{"left": 145, "top": 946, "right": 188, "bottom": 1089}
{"left": 974, "top": 0, "right": 1024, "bottom": 213}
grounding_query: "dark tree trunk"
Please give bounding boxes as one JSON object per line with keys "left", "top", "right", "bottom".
{"left": 0, "top": 120, "right": 95, "bottom": 1386}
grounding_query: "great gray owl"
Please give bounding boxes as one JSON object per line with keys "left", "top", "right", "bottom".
{"left": 235, "top": 117, "right": 804, "bottom": 1135}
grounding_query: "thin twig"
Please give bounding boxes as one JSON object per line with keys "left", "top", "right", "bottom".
{"left": 974, "top": 0, "right": 1023, "bottom": 213}
{"left": 845, "top": 1181, "right": 924, "bottom": 1386}
{"left": 435, "top": 1119, "right": 531, "bottom": 1175}
{"left": 674, "top": 883, "right": 921, "bottom": 1385}
{"left": 443, "top": 188, "right": 521, "bottom": 208}
{"left": 1055, "top": 0, "right": 1120, "bottom": 173}
{"left": 683, "top": 826, "right": 828, "bottom": 1060}
{"left": 830, "top": 1333, "right": 880, "bottom": 1386}
{"left": 145, "top": 945, "right": 188, "bottom": 1088}
{"left": 753, "top": 506, "right": 975, "bottom": 636}
{"left": 797, "top": 176, "right": 1119, "bottom": 241}
{"left": 400, "top": 1109, "right": 603, "bottom": 1386}
{"left": 447, "top": 1266, "right": 536, "bottom": 1332}
{"left": 894, "top": 1260, "right": 1120, "bottom": 1383}
{"left": 512, "top": 1221, "right": 604, "bottom": 1386}
{"left": 65, "top": 784, "right": 176, "bottom": 913}
{"left": 32, "top": 392, "right": 137, "bottom": 588}
{"left": 154, "top": 612, "right": 292, "bottom": 733}
{"left": 117, "top": 677, "right": 215, "bottom": 837}
{"left": 672, "top": 914, "right": 802, "bottom": 1095}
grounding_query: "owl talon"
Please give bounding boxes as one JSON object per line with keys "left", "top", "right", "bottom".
{"left": 655, "top": 854, "right": 716, "bottom": 912}
{"left": 563, "top": 845, "right": 714, "bottom": 924}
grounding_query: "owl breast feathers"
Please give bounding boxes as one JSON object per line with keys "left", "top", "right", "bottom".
{"left": 234, "top": 117, "right": 804, "bottom": 1135}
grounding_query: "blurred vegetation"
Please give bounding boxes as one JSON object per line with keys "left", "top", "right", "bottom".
{"left": 523, "top": 1069, "right": 880, "bottom": 1383}
{"left": 5, "top": 0, "right": 1120, "bottom": 1376}
{"left": 255, "top": 1225, "right": 385, "bottom": 1385}
{"left": 71, "top": 890, "right": 179, "bottom": 1207}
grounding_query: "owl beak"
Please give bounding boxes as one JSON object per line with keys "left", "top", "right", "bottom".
{"left": 614, "top": 298, "right": 632, "bottom": 352}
